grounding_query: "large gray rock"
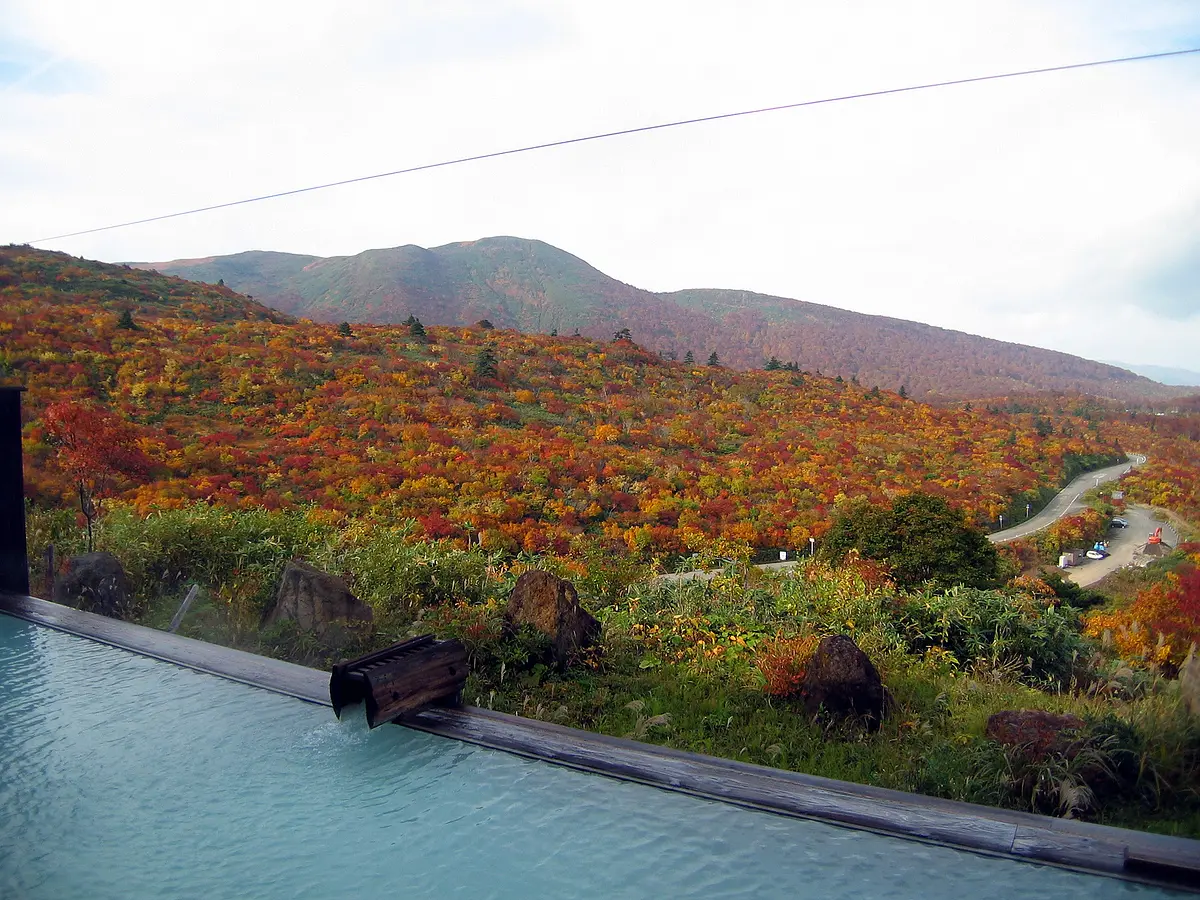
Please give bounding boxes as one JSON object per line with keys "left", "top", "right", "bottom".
{"left": 801, "top": 634, "right": 889, "bottom": 729}
{"left": 505, "top": 571, "right": 600, "bottom": 669}
{"left": 52, "top": 552, "right": 132, "bottom": 618}
{"left": 262, "top": 560, "right": 373, "bottom": 633}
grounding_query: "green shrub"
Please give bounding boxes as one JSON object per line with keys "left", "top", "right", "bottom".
{"left": 318, "top": 521, "right": 498, "bottom": 626}
{"left": 25, "top": 502, "right": 87, "bottom": 592}
{"left": 772, "top": 561, "right": 907, "bottom": 660}
{"left": 899, "top": 586, "right": 1088, "bottom": 686}
{"left": 98, "top": 504, "right": 331, "bottom": 622}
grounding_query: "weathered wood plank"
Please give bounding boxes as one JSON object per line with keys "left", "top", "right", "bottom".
{"left": 335, "top": 634, "right": 434, "bottom": 675}
{"left": 330, "top": 635, "right": 466, "bottom": 727}
{"left": 402, "top": 705, "right": 1019, "bottom": 852}
{"left": 364, "top": 642, "right": 466, "bottom": 727}
{"left": 1127, "top": 846, "right": 1200, "bottom": 890}
{"left": 1011, "top": 826, "right": 1128, "bottom": 873}
{"left": 401, "top": 706, "right": 1200, "bottom": 892}
{"left": 0, "top": 593, "right": 329, "bottom": 704}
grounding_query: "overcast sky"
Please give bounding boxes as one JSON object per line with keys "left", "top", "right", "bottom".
{"left": 3, "top": 0, "right": 1199, "bottom": 370}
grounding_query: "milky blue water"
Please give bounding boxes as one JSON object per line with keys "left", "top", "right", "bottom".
{"left": 0, "top": 614, "right": 1176, "bottom": 899}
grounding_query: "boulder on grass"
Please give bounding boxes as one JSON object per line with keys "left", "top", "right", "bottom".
{"left": 801, "top": 634, "right": 889, "bottom": 729}
{"left": 262, "top": 560, "right": 373, "bottom": 633}
{"left": 985, "top": 709, "right": 1086, "bottom": 760}
{"left": 52, "top": 552, "right": 132, "bottom": 618}
{"left": 505, "top": 571, "right": 600, "bottom": 669}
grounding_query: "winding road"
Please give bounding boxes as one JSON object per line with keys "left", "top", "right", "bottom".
{"left": 987, "top": 455, "right": 1145, "bottom": 543}
{"left": 659, "top": 454, "right": 1152, "bottom": 584}
{"left": 984, "top": 454, "right": 1179, "bottom": 586}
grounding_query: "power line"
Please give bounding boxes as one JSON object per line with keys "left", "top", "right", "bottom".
{"left": 28, "top": 46, "right": 1200, "bottom": 245}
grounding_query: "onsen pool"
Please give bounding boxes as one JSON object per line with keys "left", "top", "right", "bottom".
{"left": 0, "top": 613, "right": 1185, "bottom": 899}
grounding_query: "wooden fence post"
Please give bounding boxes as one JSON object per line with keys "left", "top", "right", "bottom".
{"left": 0, "top": 387, "right": 30, "bottom": 596}
{"left": 169, "top": 584, "right": 201, "bottom": 633}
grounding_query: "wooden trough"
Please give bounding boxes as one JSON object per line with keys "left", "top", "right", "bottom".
{"left": 330, "top": 635, "right": 467, "bottom": 729}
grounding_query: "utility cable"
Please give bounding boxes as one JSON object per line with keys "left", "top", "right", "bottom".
{"left": 27, "top": 46, "right": 1200, "bottom": 244}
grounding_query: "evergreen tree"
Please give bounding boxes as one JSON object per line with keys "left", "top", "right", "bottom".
{"left": 683, "top": 350, "right": 695, "bottom": 365}
{"left": 898, "top": 384, "right": 908, "bottom": 399}
{"left": 117, "top": 309, "right": 136, "bottom": 330}
{"left": 337, "top": 321, "right": 353, "bottom": 337}
{"left": 707, "top": 351, "right": 720, "bottom": 367}
{"left": 408, "top": 317, "right": 427, "bottom": 341}
{"left": 474, "top": 344, "right": 498, "bottom": 380}
{"left": 764, "top": 356, "right": 782, "bottom": 371}
{"left": 476, "top": 319, "right": 494, "bottom": 330}
{"left": 612, "top": 327, "right": 632, "bottom": 343}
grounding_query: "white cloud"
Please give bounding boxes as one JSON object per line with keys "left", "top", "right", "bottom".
{"left": 3, "top": 0, "right": 1199, "bottom": 369}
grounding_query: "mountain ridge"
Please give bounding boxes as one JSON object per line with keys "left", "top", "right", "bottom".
{"left": 137, "top": 236, "right": 1187, "bottom": 402}
{"left": 1102, "top": 360, "right": 1200, "bottom": 388}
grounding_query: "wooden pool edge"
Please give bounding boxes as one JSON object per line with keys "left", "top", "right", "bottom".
{"left": 4, "top": 592, "right": 1198, "bottom": 893}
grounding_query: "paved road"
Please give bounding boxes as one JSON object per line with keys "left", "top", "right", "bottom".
{"left": 657, "top": 557, "right": 802, "bottom": 584}
{"left": 988, "top": 455, "right": 1145, "bottom": 544}
{"left": 1065, "top": 505, "right": 1178, "bottom": 587}
{"left": 658, "top": 455, "right": 1147, "bottom": 584}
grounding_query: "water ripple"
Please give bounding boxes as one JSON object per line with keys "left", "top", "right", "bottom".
{"left": 0, "top": 614, "right": 1178, "bottom": 899}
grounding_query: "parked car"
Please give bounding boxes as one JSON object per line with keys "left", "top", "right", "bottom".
{"left": 1086, "top": 549, "right": 1107, "bottom": 560}
{"left": 1111, "top": 517, "right": 1128, "bottom": 528}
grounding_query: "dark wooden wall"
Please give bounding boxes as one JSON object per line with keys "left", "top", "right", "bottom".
{"left": 0, "top": 387, "right": 29, "bottom": 595}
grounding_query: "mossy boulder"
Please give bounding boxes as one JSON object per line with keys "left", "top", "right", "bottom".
{"left": 505, "top": 571, "right": 599, "bottom": 670}
{"left": 52, "top": 552, "right": 132, "bottom": 618}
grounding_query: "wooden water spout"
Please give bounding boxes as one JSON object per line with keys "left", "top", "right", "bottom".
{"left": 330, "top": 635, "right": 467, "bottom": 728}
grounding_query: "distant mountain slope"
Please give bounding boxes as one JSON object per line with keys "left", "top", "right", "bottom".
{"left": 3, "top": 245, "right": 289, "bottom": 325}
{"left": 139, "top": 236, "right": 1184, "bottom": 402}
{"left": 1103, "top": 361, "right": 1200, "bottom": 388}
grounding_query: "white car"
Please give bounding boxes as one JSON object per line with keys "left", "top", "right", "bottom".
{"left": 1086, "top": 549, "right": 1107, "bottom": 560}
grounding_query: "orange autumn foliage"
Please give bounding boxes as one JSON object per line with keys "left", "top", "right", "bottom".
{"left": 755, "top": 634, "right": 821, "bottom": 697}
{"left": 0, "top": 247, "right": 1156, "bottom": 562}
{"left": 1085, "top": 548, "right": 1200, "bottom": 669}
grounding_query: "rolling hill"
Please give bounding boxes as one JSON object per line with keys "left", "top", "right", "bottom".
{"left": 0, "top": 244, "right": 1130, "bottom": 556}
{"left": 139, "top": 236, "right": 1185, "bottom": 402}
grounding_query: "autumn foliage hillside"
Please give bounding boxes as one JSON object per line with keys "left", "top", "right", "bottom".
{"left": 4, "top": 246, "right": 1129, "bottom": 558}
{"left": 1, "top": 246, "right": 289, "bottom": 326}
{"left": 141, "top": 236, "right": 1184, "bottom": 402}
{"left": 970, "top": 395, "right": 1200, "bottom": 528}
